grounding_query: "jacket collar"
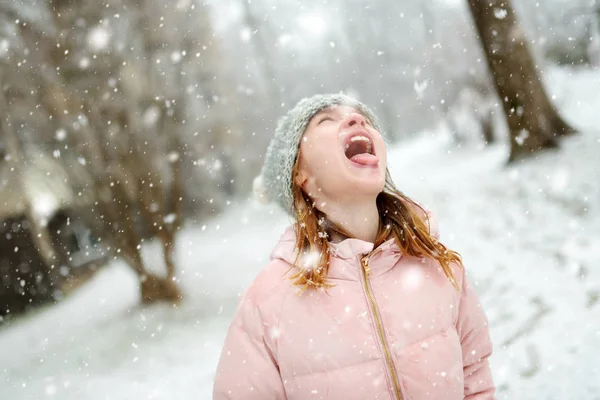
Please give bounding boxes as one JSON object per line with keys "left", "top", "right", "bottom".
{"left": 270, "top": 226, "right": 402, "bottom": 281}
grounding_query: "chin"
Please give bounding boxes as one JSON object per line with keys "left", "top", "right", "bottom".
{"left": 349, "top": 173, "right": 386, "bottom": 195}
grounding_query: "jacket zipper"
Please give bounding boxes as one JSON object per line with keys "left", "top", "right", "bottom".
{"left": 361, "top": 252, "right": 404, "bottom": 400}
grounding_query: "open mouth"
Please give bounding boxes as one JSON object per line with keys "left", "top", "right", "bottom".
{"left": 343, "top": 133, "right": 378, "bottom": 166}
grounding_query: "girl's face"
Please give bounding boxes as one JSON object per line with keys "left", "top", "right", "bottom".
{"left": 295, "top": 104, "right": 387, "bottom": 205}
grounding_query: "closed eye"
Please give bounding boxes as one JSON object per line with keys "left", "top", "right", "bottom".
{"left": 315, "top": 112, "right": 371, "bottom": 126}
{"left": 317, "top": 115, "right": 334, "bottom": 125}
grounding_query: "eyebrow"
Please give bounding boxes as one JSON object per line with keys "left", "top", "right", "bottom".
{"left": 313, "top": 106, "right": 370, "bottom": 122}
{"left": 315, "top": 106, "right": 337, "bottom": 116}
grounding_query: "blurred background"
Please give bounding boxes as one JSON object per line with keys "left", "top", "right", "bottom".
{"left": 0, "top": 0, "right": 599, "bottom": 398}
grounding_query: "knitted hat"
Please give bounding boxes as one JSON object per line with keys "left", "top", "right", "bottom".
{"left": 253, "top": 93, "right": 382, "bottom": 216}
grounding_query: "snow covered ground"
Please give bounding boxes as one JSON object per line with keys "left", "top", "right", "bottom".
{"left": 1, "top": 66, "right": 599, "bottom": 400}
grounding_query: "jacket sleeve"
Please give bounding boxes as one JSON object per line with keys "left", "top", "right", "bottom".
{"left": 213, "top": 291, "right": 286, "bottom": 400}
{"left": 456, "top": 265, "right": 496, "bottom": 399}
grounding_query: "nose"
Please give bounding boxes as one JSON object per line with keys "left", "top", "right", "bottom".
{"left": 342, "top": 112, "right": 366, "bottom": 129}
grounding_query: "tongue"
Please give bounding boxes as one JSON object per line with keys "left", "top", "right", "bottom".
{"left": 350, "top": 153, "right": 379, "bottom": 166}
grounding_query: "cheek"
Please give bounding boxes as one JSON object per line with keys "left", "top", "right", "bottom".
{"left": 300, "top": 135, "right": 341, "bottom": 168}
{"left": 375, "top": 138, "right": 387, "bottom": 163}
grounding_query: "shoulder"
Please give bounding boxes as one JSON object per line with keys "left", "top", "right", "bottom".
{"left": 230, "top": 259, "right": 295, "bottom": 349}
{"left": 236, "top": 225, "right": 299, "bottom": 323}
{"left": 411, "top": 206, "right": 461, "bottom": 284}
{"left": 241, "top": 258, "right": 295, "bottom": 316}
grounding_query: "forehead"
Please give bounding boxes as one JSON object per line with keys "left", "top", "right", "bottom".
{"left": 313, "top": 104, "right": 360, "bottom": 117}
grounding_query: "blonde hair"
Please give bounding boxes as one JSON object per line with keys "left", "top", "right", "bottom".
{"left": 290, "top": 161, "right": 462, "bottom": 292}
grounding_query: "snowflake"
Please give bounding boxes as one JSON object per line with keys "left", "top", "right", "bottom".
{"left": 494, "top": 8, "right": 508, "bottom": 20}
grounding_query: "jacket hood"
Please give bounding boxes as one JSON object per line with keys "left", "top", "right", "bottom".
{"left": 270, "top": 225, "right": 298, "bottom": 266}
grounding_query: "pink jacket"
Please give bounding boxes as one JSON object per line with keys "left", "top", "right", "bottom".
{"left": 213, "top": 213, "right": 495, "bottom": 399}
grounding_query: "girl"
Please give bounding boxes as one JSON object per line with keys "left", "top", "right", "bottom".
{"left": 213, "top": 94, "right": 495, "bottom": 399}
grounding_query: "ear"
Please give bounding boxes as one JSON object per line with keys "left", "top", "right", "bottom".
{"left": 294, "top": 155, "right": 310, "bottom": 188}
{"left": 295, "top": 168, "right": 309, "bottom": 189}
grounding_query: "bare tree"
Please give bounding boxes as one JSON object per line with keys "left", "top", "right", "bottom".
{"left": 467, "top": 0, "right": 576, "bottom": 162}
{"left": 0, "top": 74, "right": 58, "bottom": 271}
{"left": 23, "top": 0, "right": 187, "bottom": 304}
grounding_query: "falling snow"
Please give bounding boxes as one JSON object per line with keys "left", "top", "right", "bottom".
{"left": 87, "top": 26, "right": 111, "bottom": 51}
{"left": 0, "top": 1, "right": 599, "bottom": 399}
{"left": 494, "top": 8, "right": 508, "bottom": 20}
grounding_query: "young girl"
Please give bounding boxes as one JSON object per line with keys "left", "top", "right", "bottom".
{"left": 213, "top": 94, "right": 495, "bottom": 399}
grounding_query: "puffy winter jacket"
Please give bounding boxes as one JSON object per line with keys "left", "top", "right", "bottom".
{"left": 213, "top": 213, "right": 495, "bottom": 399}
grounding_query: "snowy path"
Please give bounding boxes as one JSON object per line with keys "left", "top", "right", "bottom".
{"left": 0, "top": 204, "right": 290, "bottom": 400}
{"left": 1, "top": 67, "right": 600, "bottom": 399}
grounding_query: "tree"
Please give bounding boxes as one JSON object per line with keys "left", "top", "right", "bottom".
{"left": 0, "top": 0, "right": 188, "bottom": 305}
{"left": 0, "top": 64, "right": 59, "bottom": 291}
{"left": 45, "top": 0, "right": 185, "bottom": 304}
{"left": 467, "top": 0, "right": 576, "bottom": 162}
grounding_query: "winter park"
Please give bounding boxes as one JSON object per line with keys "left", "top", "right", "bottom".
{"left": 1, "top": 0, "right": 600, "bottom": 399}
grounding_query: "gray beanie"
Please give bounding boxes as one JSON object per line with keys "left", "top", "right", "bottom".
{"left": 253, "top": 93, "right": 382, "bottom": 216}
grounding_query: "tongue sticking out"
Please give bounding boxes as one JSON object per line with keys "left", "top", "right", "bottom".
{"left": 345, "top": 140, "right": 378, "bottom": 166}
{"left": 350, "top": 153, "right": 378, "bottom": 165}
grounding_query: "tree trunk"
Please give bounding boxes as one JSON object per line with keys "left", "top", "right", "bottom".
{"left": 110, "top": 175, "right": 182, "bottom": 304}
{"left": 140, "top": 273, "right": 181, "bottom": 304}
{"left": 0, "top": 75, "right": 57, "bottom": 265}
{"left": 467, "top": 0, "right": 576, "bottom": 162}
{"left": 481, "top": 110, "right": 495, "bottom": 145}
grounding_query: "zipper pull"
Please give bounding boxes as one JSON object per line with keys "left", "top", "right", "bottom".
{"left": 361, "top": 256, "right": 371, "bottom": 277}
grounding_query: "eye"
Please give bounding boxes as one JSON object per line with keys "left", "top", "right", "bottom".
{"left": 317, "top": 115, "right": 333, "bottom": 125}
